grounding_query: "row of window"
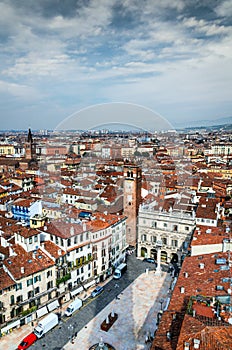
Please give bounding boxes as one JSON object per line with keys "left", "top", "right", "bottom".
{"left": 142, "top": 220, "right": 190, "bottom": 232}
{"left": 141, "top": 235, "right": 178, "bottom": 247}
{"left": 196, "top": 218, "right": 215, "bottom": 223}
{"left": 51, "top": 233, "right": 90, "bottom": 247}
{"left": 11, "top": 282, "right": 53, "bottom": 305}
{"left": 27, "top": 274, "right": 42, "bottom": 286}
{"left": 25, "top": 271, "right": 52, "bottom": 287}
{"left": 12, "top": 206, "right": 29, "bottom": 212}
{"left": 75, "top": 254, "right": 92, "bottom": 265}
{"left": 16, "top": 278, "right": 39, "bottom": 290}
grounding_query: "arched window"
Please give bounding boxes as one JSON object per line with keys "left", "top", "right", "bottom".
{"left": 10, "top": 295, "right": 15, "bottom": 306}
{"left": 161, "top": 250, "right": 168, "bottom": 262}
{"left": 162, "top": 237, "right": 167, "bottom": 245}
{"left": 141, "top": 247, "right": 147, "bottom": 257}
{"left": 142, "top": 234, "right": 147, "bottom": 242}
{"left": 152, "top": 221, "right": 157, "bottom": 228}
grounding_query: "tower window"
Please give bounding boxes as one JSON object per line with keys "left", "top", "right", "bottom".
{"left": 126, "top": 170, "right": 134, "bottom": 178}
{"left": 142, "top": 234, "right": 147, "bottom": 242}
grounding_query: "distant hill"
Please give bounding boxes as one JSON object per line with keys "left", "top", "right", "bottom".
{"left": 174, "top": 116, "right": 232, "bottom": 129}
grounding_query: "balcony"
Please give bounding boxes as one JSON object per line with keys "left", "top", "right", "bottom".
{"left": 18, "top": 287, "right": 57, "bottom": 306}
{"left": 0, "top": 305, "right": 6, "bottom": 313}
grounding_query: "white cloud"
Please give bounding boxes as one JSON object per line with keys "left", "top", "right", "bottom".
{"left": 122, "top": 0, "right": 185, "bottom": 15}
{"left": 45, "top": 0, "right": 114, "bottom": 39}
{"left": 216, "top": 0, "right": 232, "bottom": 17}
{"left": 182, "top": 16, "right": 230, "bottom": 36}
{"left": 0, "top": 0, "right": 232, "bottom": 128}
{"left": 0, "top": 79, "right": 40, "bottom": 99}
{"left": 4, "top": 53, "right": 72, "bottom": 77}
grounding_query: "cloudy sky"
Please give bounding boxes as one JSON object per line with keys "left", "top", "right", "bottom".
{"left": 0, "top": 0, "right": 232, "bottom": 130}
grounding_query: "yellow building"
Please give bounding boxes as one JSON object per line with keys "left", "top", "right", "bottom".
{"left": 30, "top": 214, "right": 47, "bottom": 228}
{"left": 0, "top": 144, "right": 14, "bottom": 156}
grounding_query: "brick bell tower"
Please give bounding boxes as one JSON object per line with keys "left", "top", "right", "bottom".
{"left": 123, "top": 164, "right": 142, "bottom": 247}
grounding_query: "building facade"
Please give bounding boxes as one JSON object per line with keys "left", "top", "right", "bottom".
{"left": 137, "top": 203, "right": 196, "bottom": 264}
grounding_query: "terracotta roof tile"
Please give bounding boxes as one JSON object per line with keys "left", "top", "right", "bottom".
{"left": 5, "top": 244, "right": 55, "bottom": 280}
{"left": 0, "top": 267, "right": 15, "bottom": 290}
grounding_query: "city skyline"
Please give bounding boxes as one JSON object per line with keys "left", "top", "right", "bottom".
{"left": 0, "top": 0, "right": 232, "bottom": 130}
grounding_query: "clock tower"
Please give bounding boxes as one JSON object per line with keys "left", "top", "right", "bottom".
{"left": 123, "top": 164, "right": 142, "bottom": 247}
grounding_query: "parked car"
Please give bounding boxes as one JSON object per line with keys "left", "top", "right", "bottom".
{"left": 34, "top": 312, "right": 59, "bottom": 338}
{"left": 143, "top": 257, "right": 155, "bottom": 264}
{"left": 91, "top": 286, "right": 104, "bottom": 298}
{"left": 18, "top": 332, "right": 37, "bottom": 350}
{"left": 65, "top": 298, "right": 82, "bottom": 316}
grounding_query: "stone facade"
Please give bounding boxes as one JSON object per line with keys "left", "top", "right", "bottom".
{"left": 137, "top": 204, "right": 196, "bottom": 264}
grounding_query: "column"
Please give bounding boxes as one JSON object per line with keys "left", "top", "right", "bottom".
{"left": 155, "top": 247, "right": 162, "bottom": 276}
{"left": 155, "top": 240, "right": 162, "bottom": 276}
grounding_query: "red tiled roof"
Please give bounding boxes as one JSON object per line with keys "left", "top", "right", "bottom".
{"left": 12, "top": 198, "right": 35, "bottom": 207}
{"left": 5, "top": 244, "right": 55, "bottom": 280}
{"left": 42, "top": 240, "right": 66, "bottom": 259}
{"left": 0, "top": 267, "right": 15, "bottom": 290}
{"left": 191, "top": 226, "right": 229, "bottom": 246}
{"left": 152, "top": 251, "right": 232, "bottom": 350}
{"left": 44, "top": 221, "right": 86, "bottom": 238}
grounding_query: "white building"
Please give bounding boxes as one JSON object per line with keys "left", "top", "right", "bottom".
{"left": 137, "top": 201, "right": 196, "bottom": 264}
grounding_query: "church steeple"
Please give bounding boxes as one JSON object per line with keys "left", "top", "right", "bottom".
{"left": 25, "top": 128, "right": 35, "bottom": 161}
{"left": 27, "top": 128, "right": 33, "bottom": 143}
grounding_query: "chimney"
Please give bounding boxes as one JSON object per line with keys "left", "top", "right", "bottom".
{"left": 199, "top": 263, "right": 204, "bottom": 269}
{"left": 21, "top": 267, "right": 25, "bottom": 274}
{"left": 180, "top": 286, "right": 185, "bottom": 293}
{"left": 166, "top": 331, "right": 171, "bottom": 341}
{"left": 9, "top": 247, "right": 15, "bottom": 257}
{"left": 193, "top": 339, "right": 200, "bottom": 349}
{"left": 184, "top": 272, "right": 188, "bottom": 278}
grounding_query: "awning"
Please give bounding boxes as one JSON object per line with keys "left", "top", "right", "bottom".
{"left": 37, "top": 306, "right": 48, "bottom": 318}
{"left": 58, "top": 284, "right": 66, "bottom": 294}
{"left": 70, "top": 286, "right": 83, "bottom": 297}
{"left": 84, "top": 280, "right": 95, "bottom": 289}
{"left": 47, "top": 300, "right": 59, "bottom": 312}
{"left": 1, "top": 319, "right": 20, "bottom": 333}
